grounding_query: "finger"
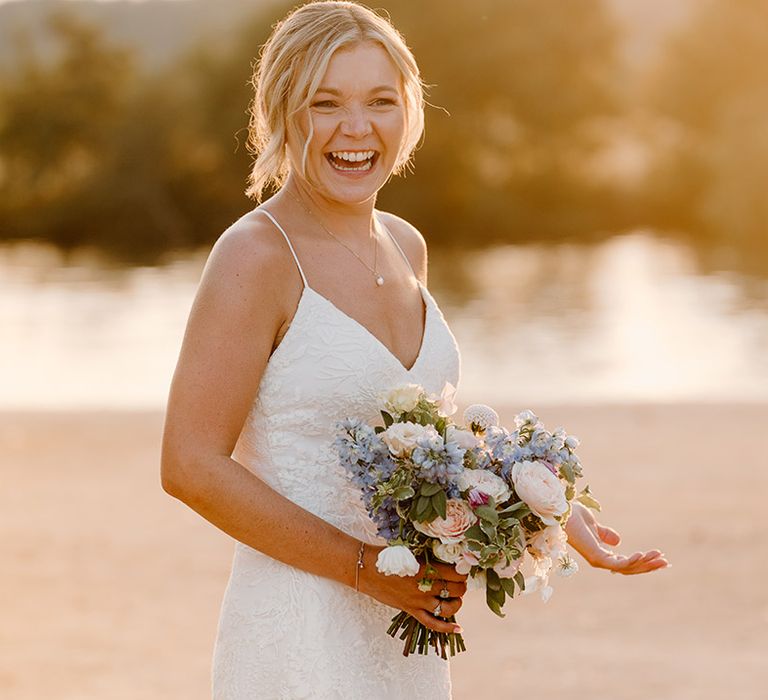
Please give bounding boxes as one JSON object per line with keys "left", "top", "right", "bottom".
{"left": 430, "top": 562, "right": 467, "bottom": 583}
{"left": 597, "top": 525, "right": 621, "bottom": 546}
{"left": 412, "top": 609, "right": 462, "bottom": 634}
{"left": 427, "top": 596, "right": 463, "bottom": 618}
{"left": 430, "top": 579, "right": 466, "bottom": 598}
{"left": 609, "top": 553, "right": 669, "bottom": 575}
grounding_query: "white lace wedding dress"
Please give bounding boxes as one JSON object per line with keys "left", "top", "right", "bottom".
{"left": 211, "top": 209, "right": 461, "bottom": 699}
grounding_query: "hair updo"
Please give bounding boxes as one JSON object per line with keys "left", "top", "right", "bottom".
{"left": 245, "top": 0, "right": 427, "bottom": 201}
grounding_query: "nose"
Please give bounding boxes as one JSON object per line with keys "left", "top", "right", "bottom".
{"left": 340, "top": 104, "right": 372, "bottom": 138}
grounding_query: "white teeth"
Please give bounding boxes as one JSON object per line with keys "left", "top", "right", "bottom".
{"left": 330, "top": 150, "right": 375, "bottom": 162}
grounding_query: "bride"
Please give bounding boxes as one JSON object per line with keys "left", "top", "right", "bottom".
{"left": 160, "top": 2, "right": 668, "bottom": 698}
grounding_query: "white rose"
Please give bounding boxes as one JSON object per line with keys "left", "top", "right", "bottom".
{"left": 376, "top": 545, "right": 420, "bottom": 577}
{"left": 455, "top": 468, "right": 510, "bottom": 503}
{"left": 381, "top": 422, "right": 439, "bottom": 457}
{"left": 413, "top": 499, "right": 478, "bottom": 544}
{"left": 432, "top": 540, "right": 464, "bottom": 564}
{"left": 445, "top": 425, "right": 479, "bottom": 450}
{"left": 379, "top": 384, "right": 424, "bottom": 414}
{"left": 511, "top": 460, "right": 568, "bottom": 525}
{"left": 527, "top": 525, "right": 568, "bottom": 561}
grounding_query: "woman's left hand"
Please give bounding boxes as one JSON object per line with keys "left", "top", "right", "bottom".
{"left": 564, "top": 501, "right": 670, "bottom": 575}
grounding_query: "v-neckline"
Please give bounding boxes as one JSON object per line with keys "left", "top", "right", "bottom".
{"left": 305, "top": 281, "right": 431, "bottom": 373}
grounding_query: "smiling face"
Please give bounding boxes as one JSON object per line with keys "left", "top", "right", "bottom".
{"left": 286, "top": 40, "right": 407, "bottom": 206}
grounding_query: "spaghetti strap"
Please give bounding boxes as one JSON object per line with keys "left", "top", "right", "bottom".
{"left": 376, "top": 213, "right": 416, "bottom": 277}
{"left": 260, "top": 208, "right": 309, "bottom": 289}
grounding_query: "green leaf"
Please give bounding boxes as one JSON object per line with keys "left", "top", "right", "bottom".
{"left": 381, "top": 410, "right": 394, "bottom": 428}
{"left": 500, "top": 576, "right": 516, "bottom": 597}
{"left": 479, "top": 518, "right": 497, "bottom": 540}
{"left": 560, "top": 461, "right": 575, "bottom": 483}
{"left": 416, "top": 495, "right": 430, "bottom": 517}
{"left": 499, "top": 501, "right": 526, "bottom": 515}
{"left": 474, "top": 505, "right": 499, "bottom": 525}
{"left": 576, "top": 485, "right": 602, "bottom": 511}
{"left": 374, "top": 426, "right": 386, "bottom": 434}
{"left": 486, "top": 568, "right": 502, "bottom": 591}
{"left": 432, "top": 490, "right": 447, "bottom": 519}
{"left": 392, "top": 485, "right": 415, "bottom": 500}
{"left": 514, "top": 571, "right": 525, "bottom": 591}
{"left": 485, "top": 585, "right": 506, "bottom": 618}
{"left": 421, "top": 482, "right": 442, "bottom": 497}
{"left": 463, "top": 523, "right": 485, "bottom": 543}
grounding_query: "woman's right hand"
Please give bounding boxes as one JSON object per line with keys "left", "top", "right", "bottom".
{"left": 358, "top": 544, "right": 467, "bottom": 634}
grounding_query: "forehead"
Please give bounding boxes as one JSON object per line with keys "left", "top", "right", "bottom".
{"left": 317, "top": 40, "right": 401, "bottom": 93}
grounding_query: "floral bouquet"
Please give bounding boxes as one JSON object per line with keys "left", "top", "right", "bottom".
{"left": 333, "top": 382, "right": 601, "bottom": 658}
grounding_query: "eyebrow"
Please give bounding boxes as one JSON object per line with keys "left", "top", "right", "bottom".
{"left": 314, "top": 85, "right": 399, "bottom": 95}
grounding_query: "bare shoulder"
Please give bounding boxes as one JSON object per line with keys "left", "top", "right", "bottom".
{"left": 204, "top": 209, "right": 297, "bottom": 297}
{"left": 377, "top": 210, "right": 428, "bottom": 284}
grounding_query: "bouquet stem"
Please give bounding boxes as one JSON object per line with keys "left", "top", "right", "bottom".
{"left": 386, "top": 610, "right": 465, "bottom": 658}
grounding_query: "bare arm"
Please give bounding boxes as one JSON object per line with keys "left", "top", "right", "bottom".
{"left": 161, "top": 218, "right": 360, "bottom": 588}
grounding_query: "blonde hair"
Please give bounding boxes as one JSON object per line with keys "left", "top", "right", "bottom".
{"left": 245, "top": 0, "right": 426, "bottom": 201}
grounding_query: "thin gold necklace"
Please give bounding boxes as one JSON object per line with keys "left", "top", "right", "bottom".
{"left": 288, "top": 190, "right": 385, "bottom": 287}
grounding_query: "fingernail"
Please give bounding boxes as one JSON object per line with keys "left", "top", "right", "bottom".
{"left": 453, "top": 626, "right": 463, "bottom": 633}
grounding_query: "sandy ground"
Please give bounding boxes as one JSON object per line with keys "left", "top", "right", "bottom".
{"left": 1, "top": 404, "right": 766, "bottom": 699}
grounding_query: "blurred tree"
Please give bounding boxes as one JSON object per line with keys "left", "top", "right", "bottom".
{"left": 646, "top": 0, "right": 768, "bottom": 254}
{"left": 0, "top": 0, "right": 625, "bottom": 257}
{"left": 0, "top": 12, "right": 136, "bottom": 242}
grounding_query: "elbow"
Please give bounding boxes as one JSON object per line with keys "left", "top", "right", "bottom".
{"left": 160, "top": 447, "right": 194, "bottom": 501}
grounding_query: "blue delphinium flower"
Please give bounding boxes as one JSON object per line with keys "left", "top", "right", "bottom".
{"left": 411, "top": 433, "right": 464, "bottom": 485}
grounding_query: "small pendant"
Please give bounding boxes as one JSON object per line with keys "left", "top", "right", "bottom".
{"left": 375, "top": 275, "right": 385, "bottom": 286}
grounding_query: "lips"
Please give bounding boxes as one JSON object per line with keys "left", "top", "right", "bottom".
{"left": 324, "top": 150, "right": 380, "bottom": 172}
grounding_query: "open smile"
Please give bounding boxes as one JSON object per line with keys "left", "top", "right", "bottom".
{"left": 324, "top": 149, "right": 380, "bottom": 173}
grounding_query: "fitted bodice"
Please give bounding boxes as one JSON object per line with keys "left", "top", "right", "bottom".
{"left": 231, "top": 209, "right": 462, "bottom": 543}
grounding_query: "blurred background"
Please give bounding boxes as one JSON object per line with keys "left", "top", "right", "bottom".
{"left": 1, "top": 1, "right": 766, "bottom": 699}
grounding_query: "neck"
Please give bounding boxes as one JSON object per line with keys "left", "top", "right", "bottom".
{"left": 281, "top": 173, "right": 378, "bottom": 241}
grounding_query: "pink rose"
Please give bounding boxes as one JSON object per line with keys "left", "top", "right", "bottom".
{"left": 413, "top": 499, "right": 477, "bottom": 544}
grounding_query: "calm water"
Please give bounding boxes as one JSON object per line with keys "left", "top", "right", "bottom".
{"left": 2, "top": 231, "right": 767, "bottom": 409}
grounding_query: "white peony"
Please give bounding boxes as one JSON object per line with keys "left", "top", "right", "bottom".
{"left": 413, "top": 499, "right": 477, "bottom": 544}
{"left": 432, "top": 540, "right": 465, "bottom": 564}
{"left": 445, "top": 425, "right": 479, "bottom": 450}
{"left": 511, "top": 460, "right": 568, "bottom": 525}
{"left": 379, "top": 384, "right": 424, "bottom": 414}
{"left": 463, "top": 404, "right": 499, "bottom": 430}
{"left": 527, "top": 525, "right": 568, "bottom": 561}
{"left": 381, "top": 422, "right": 439, "bottom": 457}
{"left": 376, "top": 545, "right": 420, "bottom": 577}
{"left": 455, "top": 468, "right": 511, "bottom": 503}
